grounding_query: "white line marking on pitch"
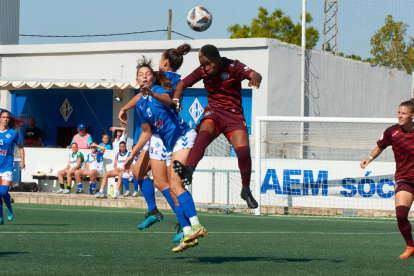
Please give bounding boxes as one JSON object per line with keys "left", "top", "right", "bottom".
{"left": 12, "top": 206, "right": 397, "bottom": 223}
{"left": 0, "top": 231, "right": 400, "bottom": 235}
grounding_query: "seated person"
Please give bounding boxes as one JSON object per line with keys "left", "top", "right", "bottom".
{"left": 56, "top": 143, "right": 85, "bottom": 194}
{"left": 74, "top": 142, "right": 106, "bottom": 194}
{"left": 95, "top": 141, "right": 130, "bottom": 198}
{"left": 67, "top": 124, "right": 93, "bottom": 149}
{"left": 110, "top": 126, "right": 127, "bottom": 151}
{"left": 99, "top": 134, "right": 112, "bottom": 150}
{"left": 24, "top": 117, "right": 42, "bottom": 147}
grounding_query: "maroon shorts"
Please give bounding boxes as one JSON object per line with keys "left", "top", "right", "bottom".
{"left": 395, "top": 180, "right": 414, "bottom": 195}
{"left": 196, "top": 108, "right": 248, "bottom": 139}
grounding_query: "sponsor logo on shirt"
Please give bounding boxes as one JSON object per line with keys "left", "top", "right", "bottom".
{"left": 243, "top": 121, "right": 247, "bottom": 126}
{"left": 221, "top": 72, "right": 229, "bottom": 80}
{"left": 392, "top": 131, "right": 400, "bottom": 137}
{"left": 147, "top": 108, "right": 152, "bottom": 118}
{"left": 204, "top": 111, "right": 214, "bottom": 116}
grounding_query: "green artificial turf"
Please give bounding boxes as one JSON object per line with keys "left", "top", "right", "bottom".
{"left": 0, "top": 203, "right": 412, "bottom": 275}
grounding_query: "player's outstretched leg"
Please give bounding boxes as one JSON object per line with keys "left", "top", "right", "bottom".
{"left": 172, "top": 160, "right": 194, "bottom": 185}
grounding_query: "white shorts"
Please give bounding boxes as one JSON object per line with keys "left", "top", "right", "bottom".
{"left": 143, "top": 139, "right": 150, "bottom": 152}
{"left": 149, "top": 134, "right": 172, "bottom": 165}
{"left": 0, "top": 171, "right": 13, "bottom": 181}
{"left": 165, "top": 129, "right": 197, "bottom": 166}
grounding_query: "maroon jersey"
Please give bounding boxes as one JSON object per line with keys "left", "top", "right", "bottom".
{"left": 182, "top": 57, "right": 253, "bottom": 118}
{"left": 377, "top": 124, "right": 414, "bottom": 182}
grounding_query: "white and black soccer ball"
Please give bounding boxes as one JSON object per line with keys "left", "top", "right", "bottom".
{"left": 186, "top": 6, "right": 213, "bottom": 32}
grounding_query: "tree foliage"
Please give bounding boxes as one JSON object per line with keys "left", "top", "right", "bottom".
{"left": 227, "top": 7, "right": 319, "bottom": 49}
{"left": 369, "top": 15, "right": 414, "bottom": 74}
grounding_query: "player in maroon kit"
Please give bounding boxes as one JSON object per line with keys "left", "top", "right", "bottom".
{"left": 360, "top": 99, "right": 414, "bottom": 259}
{"left": 172, "top": 44, "right": 262, "bottom": 208}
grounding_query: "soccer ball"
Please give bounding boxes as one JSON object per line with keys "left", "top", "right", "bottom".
{"left": 186, "top": 6, "right": 213, "bottom": 32}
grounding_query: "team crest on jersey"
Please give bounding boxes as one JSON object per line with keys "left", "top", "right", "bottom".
{"left": 5, "top": 134, "right": 10, "bottom": 139}
{"left": 146, "top": 108, "right": 152, "bottom": 118}
{"left": 221, "top": 72, "right": 229, "bottom": 80}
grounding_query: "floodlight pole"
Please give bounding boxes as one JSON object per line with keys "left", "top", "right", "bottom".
{"left": 167, "top": 9, "right": 172, "bottom": 40}
{"left": 300, "top": 0, "right": 307, "bottom": 159}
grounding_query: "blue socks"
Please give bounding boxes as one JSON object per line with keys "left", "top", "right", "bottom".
{"left": 133, "top": 177, "right": 139, "bottom": 193}
{"left": 177, "top": 191, "right": 197, "bottom": 219}
{"left": 0, "top": 185, "right": 11, "bottom": 217}
{"left": 122, "top": 178, "right": 129, "bottom": 192}
{"left": 174, "top": 205, "right": 191, "bottom": 228}
{"left": 138, "top": 178, "right": 157, "bottom": 212}
{"left": 91, "top": 183, "right": 96, "bottom": 189}
{"left": 77, "top": 183, "right": 83, "bottom": 189}
{"left": 161, "top": 188, "right": 175, "bottom": 212}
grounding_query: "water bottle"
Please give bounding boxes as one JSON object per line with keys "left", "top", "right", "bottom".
{"left": 110, "top": 185, "right": 114, "bottom": 197}
{"left": 64, "top": 181, "right": 68, "bottom": 189}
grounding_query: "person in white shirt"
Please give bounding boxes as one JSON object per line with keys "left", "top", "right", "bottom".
{"left": 96, "top": 141, "right": 129, "bottom": 199}
{"left": 56, "top": 143, "right": 85, "bottom": 194}
{"left": 74, "top": 142, "right": 106, "bottom": 194}
{"left": 110, "top": 126, "right": 127, "bottom": 151}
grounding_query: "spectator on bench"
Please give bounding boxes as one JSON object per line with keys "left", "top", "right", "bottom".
{"left": 74, "top": 142, "right": 106, "bottom": 195}
{"left": 56, "top": 143, "right": 85, "bottom": 194}
{"left": 99, "top": 134, "right": 112, "bottom": 150}
{"left": 110, "top": 126, "right": 127, "bottom": 151}
{"left": 24, "top": 117, "right": 42, "bottom": 147}
{"left": 67, "top": 124, "right": 93, "bottom": 149}
{"left": 95, "top": 141, "right": 130, "bottom": 199}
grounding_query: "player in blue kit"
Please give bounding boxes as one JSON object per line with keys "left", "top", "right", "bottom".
{"left": 124, "top": 56, "right": 206, "bottom": 253}
{"left": 0, "top": 109, "right": 25, "bottom": 224}
{"left": 118, "top": 44, "right": 191, "bottom": 242}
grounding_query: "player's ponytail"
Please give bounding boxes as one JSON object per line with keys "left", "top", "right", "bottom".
{"left": 164, "top": 43, "right": 192, "bottom": 71}
{"left": 0, "top": 109, "right": 26, "bottom": 130}
{"left": 154, "top": 71, "right": 172, "bottom": 92}
{"left": 400, "top": 98, "right": 414, "bottom": 113}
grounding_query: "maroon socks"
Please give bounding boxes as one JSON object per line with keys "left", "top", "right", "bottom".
{"left": 234, "top": 146, "right": 252, "bottom": 187}
{"left": 396, "top": 205, "right": 414, "bottom": 247}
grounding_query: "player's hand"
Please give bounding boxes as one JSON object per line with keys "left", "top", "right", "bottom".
{"left": 124, "top": 156, "right": 133, "bottom": 171}
{"left": 66, "top": 145, "right": 71, "bottom": 149}
{"left": 360, "top": 159, "right": 371, "bottom": 169}
{"left": 248, "top": 78, "right": 261, "bottom": 89}
{"left": 141, "top": 86, "right": 153, "bottom": 97}
{"left": 118, "top": 109, "right": 128, "bottom": 127}
{"left": 172, "top": 99, "right": 183, "bottom": 112}
{"left": 19, "top": 161, "right": 25, "bottom": 170}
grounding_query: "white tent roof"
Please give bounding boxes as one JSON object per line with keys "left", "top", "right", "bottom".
{"left": 0, "top": 78, "right": 139, "bottom": 90}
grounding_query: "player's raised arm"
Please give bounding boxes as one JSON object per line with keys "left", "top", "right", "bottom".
{"left": 172, "top": 81, "right": 186, "bottom": 111}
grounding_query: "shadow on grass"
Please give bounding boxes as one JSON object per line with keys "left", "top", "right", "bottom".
{"left": 173, "top": 256, "right": 344, "bottom": 264}
{"left": 0, "top": 252, "right": 30, "bottom": 257}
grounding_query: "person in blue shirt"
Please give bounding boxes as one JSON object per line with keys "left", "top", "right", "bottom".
{"left": 117, "top": 44, "right": 191, "bottom": 243}
{"left": 124, "top": 56, "right": 206, "bottom": 253}
{"left": 74, "top": 142, "right": 106, "bottom": 194}
{"left": 99, "top": 134, "right": 112, "bottom": 150}
{"left": 0, "top": 109, "right": 25, "bottom": 224}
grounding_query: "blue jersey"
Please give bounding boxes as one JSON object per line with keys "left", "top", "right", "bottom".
{"left": 0, "top": 128, "right": 21, "bottom": 172}
{"left": 136, "top": 85, "right": 190, "bottom": 151}
{"left": 99, "top": 143, "right": 112, "bottom": 150}
{"left": 164, "top": 71, "right": 181, "bottom": 90}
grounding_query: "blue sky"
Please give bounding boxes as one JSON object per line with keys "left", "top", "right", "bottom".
{"left": 19, "top": 0, "right": 414, "bottom": 59}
